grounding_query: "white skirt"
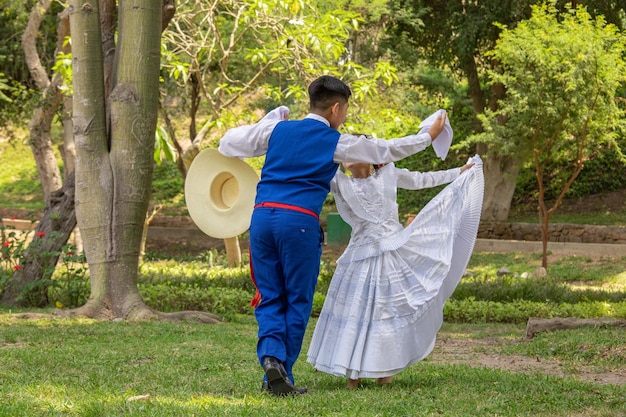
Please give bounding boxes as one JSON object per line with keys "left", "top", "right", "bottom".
{"left": 307, "top": 160, "right": 484, "bottom": 379}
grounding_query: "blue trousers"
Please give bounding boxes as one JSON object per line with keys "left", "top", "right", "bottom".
{"left": 249, "top": 207, "right": 323, "bottom": 383}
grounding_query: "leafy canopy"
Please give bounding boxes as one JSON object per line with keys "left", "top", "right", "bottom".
{"left": 475, "top": 2, "right": 626, "bottom": 163}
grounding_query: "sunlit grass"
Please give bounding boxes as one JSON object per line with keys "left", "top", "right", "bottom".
{"left": 1, "top": 313, "right": 624, "bottom": 417}
{"left": 0, "top": 136, "right": 45, "bottom": 211}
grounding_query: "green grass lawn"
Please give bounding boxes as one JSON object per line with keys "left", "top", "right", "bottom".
{"left": 2, "top": 129, "right": 626, "bottom": 416}
{"left": 0, "top": 312, "right": 624, "bottom": 417}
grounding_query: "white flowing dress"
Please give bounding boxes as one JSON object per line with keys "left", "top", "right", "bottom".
{"left": 307, "top": 155, "right": 484, "bottom": 379}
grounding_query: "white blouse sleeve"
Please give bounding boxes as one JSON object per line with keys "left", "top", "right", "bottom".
{"left": 334, "top": 132, "right": 432, "bottom": 164}
{"left": 395, "top": 166, "right": 461, "bottom": 190}
{"left": 217, "top": 106, "right": 289, "bottom": 158}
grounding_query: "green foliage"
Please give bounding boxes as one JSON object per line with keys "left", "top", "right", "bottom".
{"left": 160, "top": 0, "right": 401, "bottom": 150}
{"left": 452, "top": 274, "right": 626, "bottom": 304}
{"left": 1, "top": 227, "right": 28, "bottom": 286}
{"left": 140, "top": 284, "right": 252, "bottom": 319}
{"left": 51, "top": 46, "right": 73, "bottom": 96}
{"left": 314, "top": 257, "right": 335, "bottom": 295}
{"left": 154, "top": 125, "right": 177, "bottom": 165}
{"left": 151, "top": 159, "right": 185, "bottom": 208}
{"left": 138, "top": 260, "right": 255, "bottom": 319}
{"left": 47, "top": 245, "right": 90, "bottom": 309}
{"left": 514, "top": 145, "right": 626, "bottom": 204}
{"left": 478, "top": 3, "right": 626, "bottom": 162}
{"left": 443, "top": 298, "right": 626, "bottom": 324}
{"left": 0, "top": 0, "right": 62, "bottom": 125}
{"left": 435, "top": 252, "right": 626, "bottom": 322}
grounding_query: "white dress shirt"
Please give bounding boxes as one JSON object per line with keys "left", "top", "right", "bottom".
{"left": 218, "top": 107, "right": 434, "bottom": 164}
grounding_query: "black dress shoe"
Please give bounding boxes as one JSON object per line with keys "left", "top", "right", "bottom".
{"left": 262, "top": 357, "right": 307, "bottom": 396}
{"left": 262, "top": 380, "right": 307, "bottom": 395}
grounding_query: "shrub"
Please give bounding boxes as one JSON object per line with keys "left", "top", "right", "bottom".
{"left": 1, "top": 226, "right": 89, "bottom": 308}
{"left": 138, "top": 263, "right": 255, "bottom": 320}
{"left": 452, "top": 274, "right": 626, "bottom": 304}
{"left": 48, "top": 245, "right": 90, "bottom": 308}
{"left": 140, "top": 282, "right": 253, "bottom": 320}
{"left": 443, "top": 299, "right": 626, "bottom": 323}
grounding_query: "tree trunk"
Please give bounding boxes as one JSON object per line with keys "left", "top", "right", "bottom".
{"left": 462, "top": 55, "right": 520, "bottom": 222}
{"left": 224, "top": 236, "right": 242, "bottom": 267}
{"left": 22, "top": 0, "right": 65, "bottom": 204}
{"left": 526, "top": 317, "right": 626, "bottom": 339}
{"left": 70, "top": 0, "right": 155, "bottom": 319}
{"left": 478, "top": 146, "right": 521, "bottom": 222}
{"left": 68, "top": 0, "right": 218, "bottom": 323}
{"left": 0, "top": 173, "right": 77, "bottom": 307}
{"left": 3, "top": 3, "right": 78, "bottom": 306}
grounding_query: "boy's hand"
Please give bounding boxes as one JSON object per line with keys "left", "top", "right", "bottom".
{"left": 427, "top": 111, "right": 447, "bottom": 141}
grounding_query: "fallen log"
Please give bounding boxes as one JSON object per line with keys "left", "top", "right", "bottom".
{"left": 526, "top": 317, "right": 626, "bottom": 339}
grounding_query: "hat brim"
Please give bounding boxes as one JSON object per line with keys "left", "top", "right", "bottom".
{"left": 185, "top": 149, "right": 259, "bottom": 238}
{"left": 418, "top": 109, "right": 453, "bottom": 161}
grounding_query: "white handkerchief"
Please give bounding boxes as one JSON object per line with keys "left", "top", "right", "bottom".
{"left": 418, "top": 109, "right": 453, "bottom": 161}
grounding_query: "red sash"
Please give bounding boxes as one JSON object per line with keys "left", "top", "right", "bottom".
{"left": 253, "top": 202, "right": 319, "bottom": 219}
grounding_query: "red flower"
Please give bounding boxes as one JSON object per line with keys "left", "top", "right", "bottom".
{"left": 2, "top": 241, "right": 10, "bottom": 247}
{"left": 66, "top": 251, "right": 73, "bottom": 256}
{"left": 13, "top": 265, "right": 22, "bottom": 271}
{"left": 37, "top": 232, "right": 46, "bottom": 238}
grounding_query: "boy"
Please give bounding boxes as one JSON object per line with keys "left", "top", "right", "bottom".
{"left": 218, "top": 75, "right": 446, "bottom": 396}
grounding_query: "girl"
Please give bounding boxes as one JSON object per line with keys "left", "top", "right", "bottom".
{"left": 307, "top": 154, "right": 484, "bottom": 388}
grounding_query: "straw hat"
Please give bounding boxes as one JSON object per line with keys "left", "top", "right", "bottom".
{"left": 185, "top": 149, "right": 259, "bottom": 238}
{"left": 418, "top": 109, "right": 453, "bottom": 160}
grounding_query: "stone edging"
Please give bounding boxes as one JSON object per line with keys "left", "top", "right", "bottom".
{"left": 478, "top": 222, "right": 626, "bottom": 244}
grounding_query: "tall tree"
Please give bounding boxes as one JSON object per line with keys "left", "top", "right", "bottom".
{"left": 67, "top": 0, "right": 217, "bottom": 321}
{"left": 380, "top": 0, "right": 625, "bottom": 221}
{"left": 381, "top": 0, "right": 536, "bottom": 221}
{"left": 159, "top": 0, "right": 398, "bottom": 265}
{"left": 1, "top": 1, "right": 76, "bottom": 307}
{"left": 483, "top": 3, "right": 626, "bottom": 267}
{"left": 161, "top": 0, "right": 392, "bottom": 176}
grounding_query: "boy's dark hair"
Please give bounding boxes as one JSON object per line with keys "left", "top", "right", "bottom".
{"left": 308, "top": 75, "right": 352, "bottom": 111}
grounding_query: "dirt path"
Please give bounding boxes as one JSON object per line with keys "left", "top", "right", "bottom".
{"left": 427, "top": 333, "right": 626, "bottom": 386}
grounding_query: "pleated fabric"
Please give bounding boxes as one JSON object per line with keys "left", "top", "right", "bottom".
{"left": 307, "top": 155, "right": 484, "bottom": 379}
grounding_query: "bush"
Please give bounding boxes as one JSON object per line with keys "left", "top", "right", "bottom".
{"left": 140, "top": 282, "right": 252, "bottom": 320}
{"left": 452, "top": 274, "right": 626, "bottom": 304}
{"left": 443, "top": 299, "right": 626, "bottom": 324}
{"left": 138, "top": 262, "right": 255, "bottom": 319}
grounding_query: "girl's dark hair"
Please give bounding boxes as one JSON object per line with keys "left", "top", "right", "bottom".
{"left": 308, "top": 75, "right": 352, "bottom": 111}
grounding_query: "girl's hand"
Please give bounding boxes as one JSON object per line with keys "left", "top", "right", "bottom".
{"left": 460, "top": 162, "right": 475, "bottom": 173}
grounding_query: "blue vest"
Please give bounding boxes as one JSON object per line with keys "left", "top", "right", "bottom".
{"left": 255, "top": 118, "right": 340, "bottom": 215}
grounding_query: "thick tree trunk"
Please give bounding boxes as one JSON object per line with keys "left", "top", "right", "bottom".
{"left": 0, "top": 173, "right": 77, "bottom": 307}
{"left": 478, "top": 146, "right": 521, "bottom": 221}
{"left": 70, "top": 0, "right": 152, "bottom": 319}
{"left": 462, "top": 55, "right": 519, "bottom": 222}
{"left": 68, "top": 0, "right": 218, "bottom": 322}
